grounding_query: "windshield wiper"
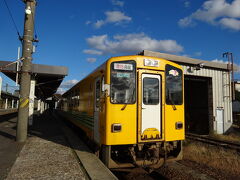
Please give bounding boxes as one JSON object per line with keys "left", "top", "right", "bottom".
{"left": 167, "top": 89, "right": 177, "bottom": 111}
{"left": 121, "top": 88, "right": 135, "bottom": 111}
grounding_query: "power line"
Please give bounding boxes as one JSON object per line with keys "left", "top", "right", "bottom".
{"left": 2, "top": 0, "right": 22, "bottom": 41}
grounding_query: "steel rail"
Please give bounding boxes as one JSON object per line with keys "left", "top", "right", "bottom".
{"left": 186, "top": 133, "right": 240, "bottom": 151}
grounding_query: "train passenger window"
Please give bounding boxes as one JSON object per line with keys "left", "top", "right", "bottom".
{"left": 101, "top": 76, "right": 105, "bottom": 92}
{"left": 95, "top": 79, "right": 101, "bottom": 108}
{"left": 143, "top": 77, "right": 159, "bottom": 105}
{"left": 165, "top": 65, "right": 183, "bottom": 105}
{"left": 110, "top": 60, "right": 136, "bottom": 104}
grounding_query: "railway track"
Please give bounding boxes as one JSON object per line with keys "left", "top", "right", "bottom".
{"left": 112, "top": 167, "right": 167, "bottom": 180}
{"left": 186, "top": 133, "right": 240, "bottom": 151}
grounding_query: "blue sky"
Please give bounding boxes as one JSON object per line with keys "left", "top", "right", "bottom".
{"left": 1, "top": 0, "right": 240, "bottom": 93}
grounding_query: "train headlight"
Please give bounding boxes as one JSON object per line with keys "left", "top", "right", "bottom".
{"left": 112, "top": 124, "right": 122, "bottom": 132}
{"left": 175, "top": 122, "right": 183, "bottom": 129}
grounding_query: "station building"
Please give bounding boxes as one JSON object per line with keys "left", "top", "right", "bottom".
{"left": 140, "top": 50, "right": 235, "bottom": 135}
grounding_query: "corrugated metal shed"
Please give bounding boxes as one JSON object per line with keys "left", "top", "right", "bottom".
{"left": 140, "top": 50, "right": 233, "bottom": 134}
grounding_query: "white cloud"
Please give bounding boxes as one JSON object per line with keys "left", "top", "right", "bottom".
{"left": 56, "top": 79, "right": 78, "bottom": 94}
{"left": 56, "top": 88, "right": 65, "bottom": 95}
{"left": 111, "top": 0, "right": 124, "bottom": 7}
{"left": 60, "top": 79, "right": 78, "bottom": 88}
{"left": 85, "top": 21, "right": 91, "bottom": 25}
{"left": 178, "top": 17, "right": 195, "bottom": 27}
{"left": 83, "top": 49, "right": 103, "bottom": 55}
{"left": 194, "top": 52, "right": 202, "bottom": 56}
{"left": 184, "top": 1, "right": 190, "bottom": 8}
{"left": 87, "top": 58, "right": 97, "bottom": 63}
{"left": 212, "top": 59, "right": 240, "bottom": 73}
{"left": 211, "top": 59, "right": 228, "bottom": 64}
{"left": 93, "top": 11, "right": 131, "bottom": 28}
{"left": 219, "top": 18, "right": 240, "bottom": 30}
{"left": 84, "top": 33, "right": 183, "bottom": 55}
{"left": 105, "top": 11, "right": 131, "bottom": 23}
{"left": 94, "top": 20, "right": 105, "bottom": 28}
{"left": 178, "top": 0, "right": 240, "bottom": 31}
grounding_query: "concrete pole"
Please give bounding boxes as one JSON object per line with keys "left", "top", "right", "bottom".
{"left": 39, "top": 101, "right": 42, "bottom": 114}
{"left": 29, "top": 80, "right": 36, "bottom": 126}
{"left": 40, "top": 101, "right": 44, "bottom": 114}
{"left": 5, "top": 99, "right": 8, "bottom": 109}
{"left": 11, "top": 100, "right": 14, "bottom": 108}
{"left": 37, "top": 99, "right": 40, "bottom": 115}
{"left": 17, "top": 0, "right": 36, "bottom": 142}
{"left": 55, "top": 101, "right": 57, "bottom": 109}
{"left": 16, "top": 100, "right": 19, "bottom": 108}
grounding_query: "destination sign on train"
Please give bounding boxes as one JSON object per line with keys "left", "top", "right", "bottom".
{"left": 114, "top": 63, "right": 133, "bottom": 71}
{"left": 144, "top": 58, "right": 159, "bottom": 67}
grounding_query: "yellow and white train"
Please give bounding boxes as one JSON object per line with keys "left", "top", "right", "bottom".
{"left": 59, "top": 55, "right": 184, "bottom": 169}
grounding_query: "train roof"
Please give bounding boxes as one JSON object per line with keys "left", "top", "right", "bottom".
{"left": 62, "top": 55, "right": 181, "bottom": 96}
{"left": 139, "top": 50, "right": 238, "bottom": 71}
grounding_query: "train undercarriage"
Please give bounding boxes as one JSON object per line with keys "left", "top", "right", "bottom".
{"left": 101, "top": 141, "right": 182, "bottom": 169}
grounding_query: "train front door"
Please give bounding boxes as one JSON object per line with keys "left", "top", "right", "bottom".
{"left": 138, "top": 71, "right": 162, "bottom": 142}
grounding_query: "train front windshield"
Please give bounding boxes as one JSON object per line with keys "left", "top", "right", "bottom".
{"left": 165, "top": 64, "right": 183, "bottom": 105}
{"left": 110, "top": 61, "right": 136, "bottom": 104}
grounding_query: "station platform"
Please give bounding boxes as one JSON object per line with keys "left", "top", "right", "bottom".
{"left": 0, "top": 110, "right": 117, "bottom": 180}
{"left": 0, "top": 108, "right": 18, "bottom": 116}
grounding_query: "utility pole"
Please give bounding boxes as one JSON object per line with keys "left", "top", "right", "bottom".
{"left": 16, "top": 0, "right": 36, "bottom": 142}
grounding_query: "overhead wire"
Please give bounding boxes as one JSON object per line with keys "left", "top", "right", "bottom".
{"left": 0, "top": 57, "right": 24, "bottom": 72}
{"left": 2, "top": 0, "right": 22, "bottom": 41}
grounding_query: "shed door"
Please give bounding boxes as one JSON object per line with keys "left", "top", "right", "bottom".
{"left": 141, "top": 74, "right": 161, "bottom": 140}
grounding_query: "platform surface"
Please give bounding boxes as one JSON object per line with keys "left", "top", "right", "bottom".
{"left": 1, "top": 110, "right": 117, "bottom": 180}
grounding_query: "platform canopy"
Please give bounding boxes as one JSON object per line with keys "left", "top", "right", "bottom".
{"left": 0, "top": 61, "right": 68, "bottom": 99}
{"left": 0, "top": 91, "right": 19, "bottom": 100}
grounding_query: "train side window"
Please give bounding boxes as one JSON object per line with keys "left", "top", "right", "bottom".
{"left": 101, "top": 76, "right": 105, "bottom": 92}
{"left": 95, "top": 78, "right": 101, "bottom": 109}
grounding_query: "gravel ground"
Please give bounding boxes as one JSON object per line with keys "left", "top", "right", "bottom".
{"left": 155, "top": 161, "right": 215, "bottom": 180}
{"left": 6, "top": 136, "right": 86, "bottom": 180}
{"left": 5, "top": 111, "right": 87, "bottom": 180}
{"left": 179, "top": 159, "right": 240, "bottom": 180}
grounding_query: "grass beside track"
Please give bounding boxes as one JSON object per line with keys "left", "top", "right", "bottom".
{"left": 183, "top": 140, "right": 240, "bottom": 178}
